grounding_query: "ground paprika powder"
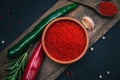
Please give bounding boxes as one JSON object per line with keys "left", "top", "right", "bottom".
{"left": 98, "top": 2, "right": 118, "bottom": 17}
{"left": 44, "top": 19, "right": 87, "bottom": 61}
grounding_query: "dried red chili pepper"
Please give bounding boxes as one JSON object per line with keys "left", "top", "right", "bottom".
{"left": 98, "top": 2, "right": 118, "bottom": 17}
{"left": 22, "top": 41, "right": 45, "bottom": 80}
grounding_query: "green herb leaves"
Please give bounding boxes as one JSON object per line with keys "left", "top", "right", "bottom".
{"left": 5, "top": 51, "right": 29, "bottom": 80}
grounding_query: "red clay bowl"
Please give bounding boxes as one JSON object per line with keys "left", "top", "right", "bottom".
{"left": 42, "top": 17, "right": 89, "bottom": 64}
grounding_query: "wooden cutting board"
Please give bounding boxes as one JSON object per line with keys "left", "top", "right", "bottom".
{"left": 0, "top": 0, "right": 120, "bottom": 80}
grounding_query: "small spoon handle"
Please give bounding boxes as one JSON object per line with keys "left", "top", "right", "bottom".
{"left": 68, "top": 0, "right": 99, "bottom": 9}
{"left": 68, "top": 0, "right": 118, "bottom": 17}
{"left": 68, "top": 0, "right": 101, "bottom": 14}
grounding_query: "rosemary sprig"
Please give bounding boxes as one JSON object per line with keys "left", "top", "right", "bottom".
{"left": 5, "top": 48, "right": 30, "bottom": 80}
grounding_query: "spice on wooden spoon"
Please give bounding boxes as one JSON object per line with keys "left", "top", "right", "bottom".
{"left": 98, "top": 1, "right": 118, "bottom": 17}
{"left": 68, "top": 0, "right": 118, "bottom": 17}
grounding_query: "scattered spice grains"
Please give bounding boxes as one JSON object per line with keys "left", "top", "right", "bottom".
{"left": 66, "top": 71, "right": 74, "bottom": 76}
{"left": 66, "top": 72, "right": 70, "bottom": 76}
{"left": 102, "top": 36, "right": 106, "bottom": 40}
{"left": 90, "top": 47, "right": 94, "bottom": 51}
{"left": 0, "top": 16, "right": 4, "bottom": 19}
{"left": 5, "top": 27, "right": 9, "bottom": 31}
{"left": 107, "top": 70, "right": 110, "bottom": 75}
{"left": 18, "top": 20, "right": 23, "bottom": 25}
{"left": 1, "top": 40, "right": 5, "bottom": 44}
{"left": 45, "top": 20, "right": 87, "bottom": 61}
{"left": 7, "top": 9, "right": 12, "bottom": 14}
{"left": 99, "top": 74, "right": 103, "bottom": 79}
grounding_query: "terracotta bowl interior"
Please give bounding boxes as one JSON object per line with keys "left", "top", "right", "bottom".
{"left": 42, "top": 17, "right": 89, "bottom": 64}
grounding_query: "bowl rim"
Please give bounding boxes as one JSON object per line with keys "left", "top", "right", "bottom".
{"left": 42, "top": 17, "right": 89, "bottom": 64}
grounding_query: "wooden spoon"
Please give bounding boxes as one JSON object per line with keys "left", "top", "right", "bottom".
{"left": 68, "top": 0, "right": 118, "bottom": 17}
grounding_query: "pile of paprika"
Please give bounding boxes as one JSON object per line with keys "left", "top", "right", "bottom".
{"left": 98, "top": 2, "right": 118, "bottom": 17}
{"left": 44, "top": 19, "right": 87, "bottom": 61}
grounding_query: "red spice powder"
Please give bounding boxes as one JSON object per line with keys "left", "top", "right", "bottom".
{"left": 45, "top": 20, "right": 87, "bottom": 61}
{"left": 0, "top": 16, "right": 4, "bottom": 19}
{"left": 98, "top": 2, "right": 118, "bottom": 16}
{"left": 66, "top": 71, "right": 74, "bottom": 76}
{"left": 18, "top": 20, "right": 23, "bottom": 25}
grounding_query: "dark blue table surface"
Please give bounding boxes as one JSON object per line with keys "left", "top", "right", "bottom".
{"left": 0, "top": 0, "right": 120, "bottom": 80}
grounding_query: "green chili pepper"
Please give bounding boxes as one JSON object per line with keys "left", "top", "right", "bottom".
{"left": 7, "top": 3, "right": 78, "bottom": 58}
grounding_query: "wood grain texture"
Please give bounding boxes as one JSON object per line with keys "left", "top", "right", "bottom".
{"left": 0, "top": 0, "right": 120, "bottom": 80}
